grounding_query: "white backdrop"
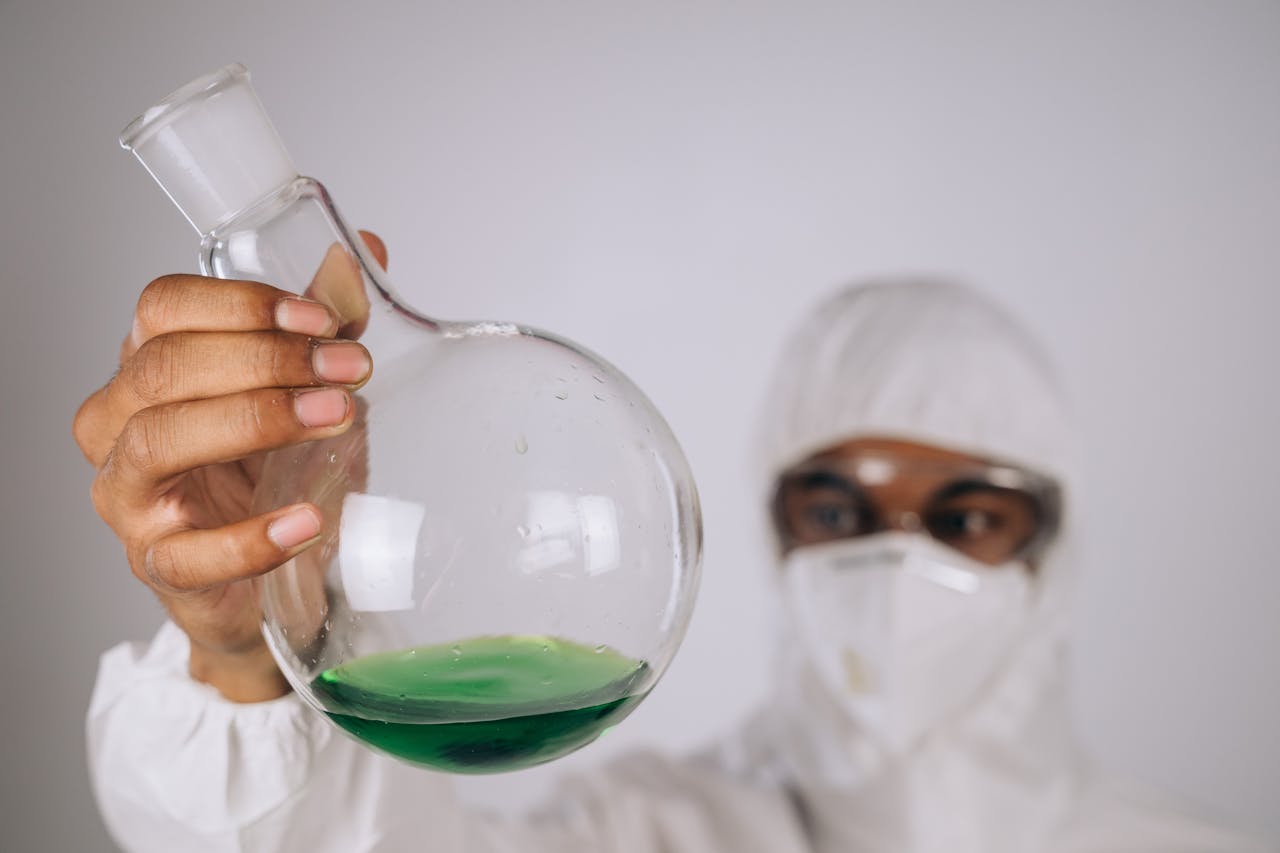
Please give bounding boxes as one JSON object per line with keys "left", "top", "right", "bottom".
{"left": 1, "top": 2, "right": 1277, "bottom": 850}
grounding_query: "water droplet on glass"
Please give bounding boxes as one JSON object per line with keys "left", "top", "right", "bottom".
{"left": 516, "top": 524, "right": 529, "bottom": 538}
{"left": 593, "top": 393, "right": 605, "bottom": 402}
{"left": 515, "top": 435, "right": 528, "bottom": 454}
{"left": 328, "top": 452, "right": 338, "bottom": 464}
{"left": 541, "top": 645, "right": 550, "bottom": 653}
{"left": 540, "top": 678, "right": 553, "bottom": 686}
{"left": 451, "top": 645, "right": 462, "bottom": 657}
{"left": 594, "top": 645, "right": 607, "bottom": 654}
{"left": 555, "top": 392, "right": 568, "bottom": 400}
{"left": 592, "top": 374, "right": 605, "bottom": 384}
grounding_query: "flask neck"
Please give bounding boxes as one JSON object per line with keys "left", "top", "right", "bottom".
{"left": 201, "top": 176, "right": 438, "bottom": 355}
{"left": 121, "top": 64, "right": 303, "bottom": 235}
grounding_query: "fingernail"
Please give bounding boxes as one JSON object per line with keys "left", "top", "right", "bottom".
{"left": 313, "top": 341, "right": 371, "bottom": 384}
{"left": 268, "top": 505, "right": 322, "bottom": 549}
{"left": 276, "top": 298, "right": 336, "bottom": 337}
{"left": 294, "top": 388, "right": 349, "bottom": 427}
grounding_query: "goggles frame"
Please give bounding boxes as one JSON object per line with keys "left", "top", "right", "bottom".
{"left": 772, "top": 449, "right": 1063, "bottom": 566}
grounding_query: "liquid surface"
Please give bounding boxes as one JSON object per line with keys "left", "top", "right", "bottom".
{"left": 312, "top": 635, "right": 649, "bottom": 773}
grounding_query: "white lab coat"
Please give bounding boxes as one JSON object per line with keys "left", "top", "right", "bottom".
{"left": 88, "top": 622, "right": 1270, "bottom": 853}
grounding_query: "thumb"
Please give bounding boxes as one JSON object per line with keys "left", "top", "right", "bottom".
{"left": 359, "top": 230, "right": 388, "bottom": 270}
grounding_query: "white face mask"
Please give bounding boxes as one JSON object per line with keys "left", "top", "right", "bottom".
{"left": 781, "top": 532, "right": 1032, "bottom": 754}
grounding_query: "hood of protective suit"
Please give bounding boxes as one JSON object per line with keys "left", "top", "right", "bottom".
{"left": 758, "top": 279, "right": 1073, "bottom": 483}
{"left": 746, "top": 279, "right": 1084, "bottom": 852}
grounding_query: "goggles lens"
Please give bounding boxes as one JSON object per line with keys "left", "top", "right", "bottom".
{"left": 773, "top": 451, "right": 1060, "bottom": 566}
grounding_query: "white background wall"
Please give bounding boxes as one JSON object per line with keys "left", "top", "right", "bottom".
{"left": 1, "top": 2, "right": 1277, "bottom": 849}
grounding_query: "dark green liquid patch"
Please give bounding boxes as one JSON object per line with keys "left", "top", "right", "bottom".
{"left": 311, "top": 635, "right": 649, "bottom": 774}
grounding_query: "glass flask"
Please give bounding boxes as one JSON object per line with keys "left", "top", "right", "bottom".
{"left": 120, "top": 63, "right": 702, "bottom": 774}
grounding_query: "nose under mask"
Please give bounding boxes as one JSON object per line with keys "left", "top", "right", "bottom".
{"left": 781, "top": 532, "right": 1033, "bottom": 753}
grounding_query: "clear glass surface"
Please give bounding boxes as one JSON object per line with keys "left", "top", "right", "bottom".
{"left": 122, "top": 66, "right": 702, "bottom": 773}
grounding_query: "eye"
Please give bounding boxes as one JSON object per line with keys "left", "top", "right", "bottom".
{"left": 773, "top": 471, "right": 871, "bottom": 548}
{"left": 805, "top": 502, "right": 861, "bottom": 535}
{"left": 923, "top": 484, "right": 1044, "bottom": 565}
{"left": 927, "top": 508, "right": 1001, "bottom": 540}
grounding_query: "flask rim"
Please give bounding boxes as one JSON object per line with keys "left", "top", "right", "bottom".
{"left": 119, "top": 62, "right": 250, "bottom": 151}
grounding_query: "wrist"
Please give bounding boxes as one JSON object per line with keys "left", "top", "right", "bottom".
{"left": 188, "top": 641, "right": 291, "bottom": 703}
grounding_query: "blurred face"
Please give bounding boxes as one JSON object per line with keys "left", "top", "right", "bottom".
{"left": 772, "top": 436, "right": 1058, "bottom": 567}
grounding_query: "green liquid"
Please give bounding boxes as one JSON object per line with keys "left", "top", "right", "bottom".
{"left": 311, "top": 635, "right": 649, "bottom": 774}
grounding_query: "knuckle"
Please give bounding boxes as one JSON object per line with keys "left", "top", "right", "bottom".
{"left": 243, "top": 332, "right": 282, "bottom": 385}
{"left": 118, "top": 409, "right": 171, "bottom": 475}
{"left": 240, "top": 390, "right": 290, "bottom": 444}
{"left": 72, "top": 395, "right": 99, "bottom": 457}
{"left": 136, "top": 275, "right": 188, "bottom": 336}
{"left": 128, "top": 335, "right": 182, "bottom": 404}
{"left": 257, "top": 386, "right": 285, "bottom": 426}
{"left": 223, "top": 532, "right": 263, "bottom": 576}
{"left": 142, "top": 540, "right": 184, "bottom": 590}
{"left": 239, "top": 280, "right": 281, "bottom": 326}
{"left": 89, "top": 472, "right": 114, "bottom": 521}
{"left": 263, "top": 331, "right": 302, "bottom": 385}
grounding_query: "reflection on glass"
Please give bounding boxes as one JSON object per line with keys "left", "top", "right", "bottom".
{"left": 339, "top": 492, "right": 426, "bottom": 612}
{"left": 518, "top": 492, "right": 621, "bottom": 578}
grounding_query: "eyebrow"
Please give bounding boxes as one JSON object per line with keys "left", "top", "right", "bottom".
{"left": 780, "top": 471, "right": 875, "bottom": 510}
{"left": 791, "top": 470, "right": 858, "bottom": 492}
{"left": 930, "top": 479, "right": 1030, "bottom": 504}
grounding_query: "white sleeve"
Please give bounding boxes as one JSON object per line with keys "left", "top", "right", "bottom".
{"left": 88, "top": 623, "right": 807, "bottom": 853}
{"left": 87, "top": 622, "right": 471, "bottom": 852}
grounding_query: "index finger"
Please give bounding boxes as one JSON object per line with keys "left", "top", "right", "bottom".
{"left": 122, "top": 275, "right": 339, "bottom": 364}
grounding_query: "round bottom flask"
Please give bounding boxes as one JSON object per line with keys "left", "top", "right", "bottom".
{"left": 121, "top": 64, "right": 702, "bottom": 773}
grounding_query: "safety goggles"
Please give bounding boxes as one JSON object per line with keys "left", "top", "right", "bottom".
{"left": 772, "top": 447, "right": 1062, "bottom": 566}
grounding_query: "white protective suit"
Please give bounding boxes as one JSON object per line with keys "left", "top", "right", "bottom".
{"left": 89, "top": 280, "right": 1271, "bottom": 853}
